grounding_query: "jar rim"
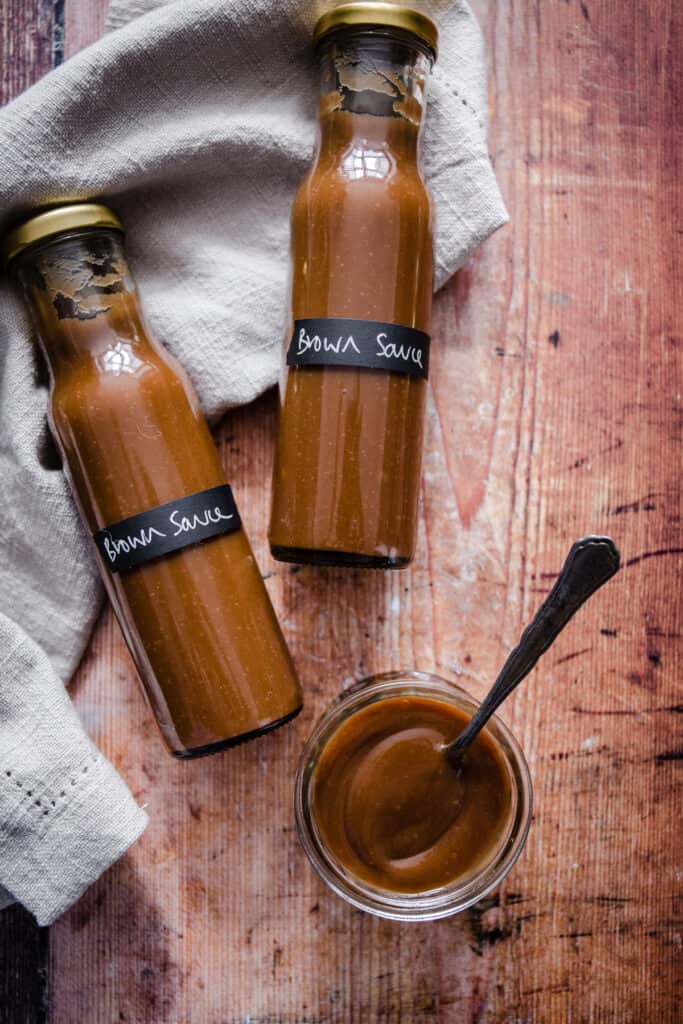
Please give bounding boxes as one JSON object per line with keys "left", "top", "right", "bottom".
{"left": 314, "top": 3, "right": 438, "bottom": 60}
{"left": 1, "top": 202, "right": 123, "bottom": 269}
{"left": 294, "top": 671, "right": 533, "bottom": 921}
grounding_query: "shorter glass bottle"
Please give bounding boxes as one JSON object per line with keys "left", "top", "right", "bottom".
{"left": 269, "top": 4, "right": 437, "bottom": 569}
{"left": 4, "top": 203, "right": 302, "bottom": 758}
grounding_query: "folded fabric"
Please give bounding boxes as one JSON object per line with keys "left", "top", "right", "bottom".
{"left": 0, "top": 0, "right": 507, "bottom": 925}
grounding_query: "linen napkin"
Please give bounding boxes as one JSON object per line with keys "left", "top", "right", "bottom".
{"left": 0, "top": 0, "right": 508, "bottom": 926}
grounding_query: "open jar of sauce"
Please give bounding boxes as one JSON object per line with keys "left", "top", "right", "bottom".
{"left": 269, "top": 4, "right": 437, "bottom": 569}
{"left": 4, "top": 203, "right": 302, "bottom": 758}
{"left": 295, "top": 672, "right": 532, "bottom": 920}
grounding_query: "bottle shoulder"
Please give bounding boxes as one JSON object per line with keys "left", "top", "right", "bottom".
{"left": 294, "top": 159, "right": 431, "bottom": 213}
{"left": 49, "top": 335, "right": 197, "bottom": 422}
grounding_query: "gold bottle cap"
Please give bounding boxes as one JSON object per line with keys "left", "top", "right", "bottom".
{"left": 314, "top": 3, "right": 438, "bottom": 59}
{"left": 1, "top": 202, "right": 124, "bottom": 268}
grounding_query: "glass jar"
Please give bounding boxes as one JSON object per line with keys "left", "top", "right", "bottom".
{"left": 4, "top": 203, "right": 302, "bottom": 758}
{"left": 294, "top": 671, "right": 532, "bottom": 921}
{"left": 269, "top": 4, "right": 437, "bottom": 569}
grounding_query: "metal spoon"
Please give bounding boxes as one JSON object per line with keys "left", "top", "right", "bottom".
{"left": 445, "top": 535, "right": 620, "bottom": 766}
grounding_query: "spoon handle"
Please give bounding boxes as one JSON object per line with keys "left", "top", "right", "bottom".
{"left": 446, "top": 535, "right": 620, "bottom": 764}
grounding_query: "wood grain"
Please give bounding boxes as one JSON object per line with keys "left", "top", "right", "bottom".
{"left": 0, "top": 3, "right": 58, "bottom": 1022}
{"left": 2, "top": 0, "right": 681, "bottom": 1021}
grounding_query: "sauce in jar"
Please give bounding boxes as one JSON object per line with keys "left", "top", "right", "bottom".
{"left": 311, "top": 696, "right": 512, "bottom": 893}
{"left": 5, "top": 204, "right": 302, "bottom": 757}
{"left": 269, "top": 5, "right": 436, "bottom": 569}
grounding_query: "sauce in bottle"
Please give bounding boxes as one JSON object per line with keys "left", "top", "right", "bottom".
{"left": 4, "top": 204, "right": 302, "bottom": 758}
{"left": 269, "top": 4, "right": 436, "bottom": 569}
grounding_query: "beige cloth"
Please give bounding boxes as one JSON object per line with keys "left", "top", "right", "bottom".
{"left": 0, "top": 0, "right": 508, "bottom": 925}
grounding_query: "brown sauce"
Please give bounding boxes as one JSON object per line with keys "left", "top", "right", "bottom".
{"left": 15, "top": 227, "right": 302, "bottom": 756}
{"left": 269, "top": 57, "right": 433, "bottom": 568}
{"left": 311, "top": 696, "right": 512, "bottom": 893}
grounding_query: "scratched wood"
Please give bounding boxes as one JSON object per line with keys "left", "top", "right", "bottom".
{"left": 0, "top": 3, "right": 58, "bottom": 1023}
{"left": 1, "top": 1, "right": 680, "bottom": 1021}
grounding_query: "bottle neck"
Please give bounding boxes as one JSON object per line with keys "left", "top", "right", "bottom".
{"left": 13, "top": 229, "right": 147, "bottom": 369}
{"left": 316, "top": 28, "right": 432, "bottom": 161}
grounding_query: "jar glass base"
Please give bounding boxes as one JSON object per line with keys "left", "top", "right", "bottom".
{"left": 172, "top": 704, "right": 303, "bottom": 760}
{"left": 270, "top": 545, "right": 411, "bottom": 570}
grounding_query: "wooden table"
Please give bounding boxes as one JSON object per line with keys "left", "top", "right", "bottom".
{"left": 1, "top": 1, "right": 680, "bottom": 1021}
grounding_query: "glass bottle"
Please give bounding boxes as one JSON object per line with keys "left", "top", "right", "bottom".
{"left": 5, "top": 204, "right": 302, "bottom": 758}
{"left": 269, "top": 4, "right": 437, "bottom": 569}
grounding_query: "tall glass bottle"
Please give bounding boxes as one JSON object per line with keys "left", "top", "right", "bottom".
{"left": 269, "top": 4, "right": 437, "bottom": 569}
{"left": 5, "top": 204, "right": 302, "bottom": 758}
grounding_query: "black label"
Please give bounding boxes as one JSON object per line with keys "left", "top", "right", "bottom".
{"left": 286, "top": 317, "right": 430, "bottom": 379}
{"left": 93, "top": 485, "right": 241, "bottom": 574}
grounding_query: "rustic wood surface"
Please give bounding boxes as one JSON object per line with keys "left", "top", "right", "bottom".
{"left": 1, "top": 1, "right": 681, "bottom": 1021}
{"left": 1, "top": 5, "right": 58, "bottom": 1023}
